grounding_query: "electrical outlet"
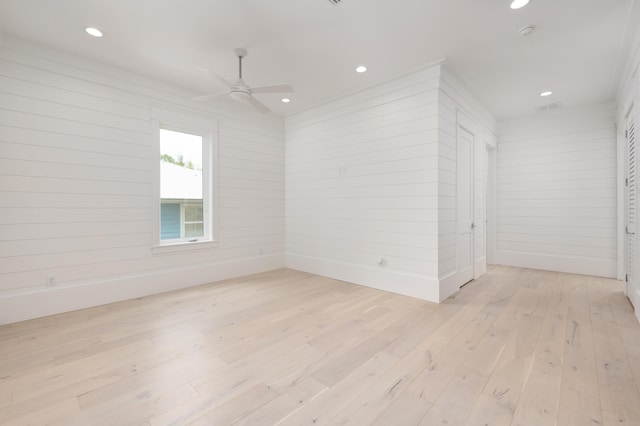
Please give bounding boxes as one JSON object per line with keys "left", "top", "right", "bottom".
{"left": 46, "top": 275, "right": 56, "bottom": 287}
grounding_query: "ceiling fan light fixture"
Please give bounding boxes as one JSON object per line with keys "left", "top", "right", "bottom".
{"left": 230, "top": 90, "right": 251, "bottom": 101}
{"left": 510, "top": 0, "right": 530, "bottom": 9}
{"left": 85, "top": 27, "right": 103, "bottom": 37}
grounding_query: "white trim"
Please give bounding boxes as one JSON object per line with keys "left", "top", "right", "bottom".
{"left": 285, "top": 253, "right": 440, "bottom": 303}
{"left": 438, "top": 272, "right": 462, "bottom": 302}
{"left": 495, "top": 250, "right": 616, "bottom": 279}
{"left": 0, "top": 254, "right": 284, "bottom": 325}
{"left": 150, "top": 239, "right": 220, "bottom": 255}
{"left": 475, "top": 257, "right": 487, "bottom": 277}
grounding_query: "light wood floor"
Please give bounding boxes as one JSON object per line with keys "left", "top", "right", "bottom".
{"left": 1, "top": 266, "right": 640, "bottom": 426}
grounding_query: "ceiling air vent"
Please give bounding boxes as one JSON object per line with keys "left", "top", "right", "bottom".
{"left": 536, "top": 101, "right": 562, "bottom": 113}
{"left": 328, "top": 0, "right": 342, "bottom": 4}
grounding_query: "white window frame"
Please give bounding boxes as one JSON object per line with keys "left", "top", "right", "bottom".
{"left": 151, "top": 106, "right": 218, "bottom": 254}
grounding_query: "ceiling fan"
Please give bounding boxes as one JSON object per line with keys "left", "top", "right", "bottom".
{"left": 192, "top": 48, "right": 293, "bottom": 113}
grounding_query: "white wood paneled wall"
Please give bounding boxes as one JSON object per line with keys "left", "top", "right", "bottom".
{"left": 0, "top": 38, "right": 285, "bottom": 324}
{"left": 496, "top": 103, "right": 617, "bottom": 278}
{"left": 286, "top": 66, "right": 444, "bottom": 301}
{"left": 0, "top": 37, "right": 501, "bottom": 322}
{"left": 286, "top": 65, "right": 496, "bottom": 302}
{"left": 437, "top": 68, "right": 495, "bottom": 299}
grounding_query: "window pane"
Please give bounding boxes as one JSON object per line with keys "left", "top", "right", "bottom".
{"left": 185, "top": 206, "right": 196, "bottom": 222}
{"left": 160, "top": 203, "right": 180, "bottom": 240}
{"left": 184, "top": 205, "right": 204, "bottom": 222}
{"left": 185, "top": 223, "right": 204, "bottom": 238}
{"left": 159, "top": 129, "right": 203, "bottom": 240}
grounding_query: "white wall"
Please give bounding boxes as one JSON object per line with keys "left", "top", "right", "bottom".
{"left": 437, "top": 68, "right": 496, "bottom": 299}
{"left": 286, "top": 65, "right": 443, "bottom": 301}
{"left": 285, "top": 64, "right": 496, "bottom": 302}
{"left": 0, "top": 38, "right": 285, "bottom": 325}
{"left": 496, "top": 103, "right": 617, "bottom": 278}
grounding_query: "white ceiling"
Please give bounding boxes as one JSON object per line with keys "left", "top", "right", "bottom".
{"left": 0, "top": 0, "right": 634, "bottom": 119}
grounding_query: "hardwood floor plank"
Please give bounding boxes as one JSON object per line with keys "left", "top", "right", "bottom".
{"left": 510, "top": 272, "right": 569, "bottom": 426}
{"left": 3, "top": 397, "right": 80, "bottom": 426}
{"left": 230, "top": 377, "right": 328, "bottom": 425}
{"left": 556, "top": 274, "right": 604, "bottom": 426}
{"left": 277, "top": 351, "right": 399, "bottom": 425}
{"left": 421, "top": 276, "right": 552, "bottom": 425}
{"left": 588, "top": 278, "right": 640, "bottom": 425}
{"left": 464, "top": 272, "right": 556, "bottom": 426}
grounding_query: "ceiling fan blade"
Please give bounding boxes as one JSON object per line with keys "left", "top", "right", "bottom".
{"left": 191, "top": 91, "right": 229, "bottom": 101}
{"left": 246, "top": 95, "right": 271, "bottom": 114}
{"left": 251, "top": 84, "right": 294, "bottom": 94}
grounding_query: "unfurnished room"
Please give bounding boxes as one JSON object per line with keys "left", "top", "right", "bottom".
{"left": 1, "top": 0, "right": 640, "bottom": 425}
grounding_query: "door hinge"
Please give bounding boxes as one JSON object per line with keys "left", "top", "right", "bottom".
{"left": 626, "top": 177, "right": 629, "bottom": 186}
{"left": 626, "top": 273, "right": 629, "bottom": 282}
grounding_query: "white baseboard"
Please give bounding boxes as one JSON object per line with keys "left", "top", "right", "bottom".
{"left": 0, "top": 253, "right": 285, "bottom": 325}
{"left": 475, "top": 257, "right": 487, "bottom": 278}
{"left": 495, "top": 250, "right": 617, "bottom": 279}
{"left": 438, "top": 272, "right": 462, "bottom": 302}
{"left": 285, "top": 253, "right": 440, "bottom": 302}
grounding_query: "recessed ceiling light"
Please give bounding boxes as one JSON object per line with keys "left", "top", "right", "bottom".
{"left": 540, "top": 91, "right": 553, "bottom": 97}
{"left": 281, "top": 98, "right": 291, "bottom": 103}
{"left": 85, "top": 27, "right": 103, "bottom": 37}
{"left": 356, "top": 66, "right": 367, "bottom": 73}
{"left": 510, "top": 0, "right": 530, "bottom": 9}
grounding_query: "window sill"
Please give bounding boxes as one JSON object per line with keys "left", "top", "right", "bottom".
{"left": 151, "top": 240, "right": 219, "bottom": 255}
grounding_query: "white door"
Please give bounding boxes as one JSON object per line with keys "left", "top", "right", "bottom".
{"left": 626, "top": 108, "right": 637, "bottom": 302}
{"left": 456, "top": 124, "right": 474, "bottom": 286}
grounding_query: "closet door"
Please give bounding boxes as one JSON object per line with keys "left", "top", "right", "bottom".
{"left": 626, "top": 108, "right": 637, "bottom": 306}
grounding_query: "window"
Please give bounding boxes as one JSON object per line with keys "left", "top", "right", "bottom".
{"left": 152, "top": 107, "right": 217, "bottom": 252}
{"left": 182, "top": 204, "right": 204, "bottom": 238}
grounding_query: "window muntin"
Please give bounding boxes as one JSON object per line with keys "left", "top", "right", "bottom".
{"left": 182, "top": 204, "right": 204, "bottom": 239}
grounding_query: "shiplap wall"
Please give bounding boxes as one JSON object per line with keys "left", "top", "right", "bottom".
{"left": 285, "top": 64, "right": 496, "bottom": 302}
{"left": 285, "top": 65, "right": 443, "bottom": 301}
{"left": 496, "top": 103, "right": 617, "bottom": 278}
{"left": 0, "top": 38, "right": 285, "bottom": 324}
{"left": 437, "top": 68, "right": 495, "bottom": 298}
